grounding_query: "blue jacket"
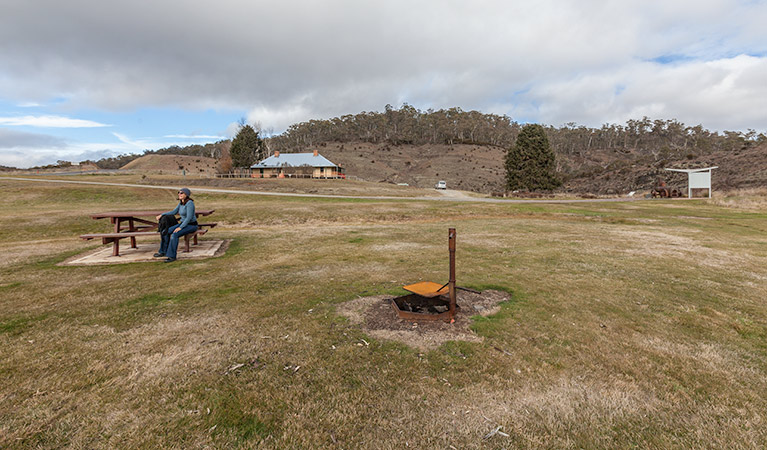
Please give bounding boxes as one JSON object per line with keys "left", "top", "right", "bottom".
{"left": 163, "top": 200, "right": 196, "bottom": 229}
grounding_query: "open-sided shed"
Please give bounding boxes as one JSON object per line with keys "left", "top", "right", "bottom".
{"left": 665, "top": 166, "right": 718, "bottom": 198}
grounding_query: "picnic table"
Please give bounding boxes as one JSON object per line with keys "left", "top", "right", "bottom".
{"left": 81, "top": 209, "right": 215, "bottom": 256}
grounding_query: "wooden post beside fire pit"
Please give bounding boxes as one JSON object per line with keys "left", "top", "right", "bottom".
{"left": 448, "top": 227, "right": 456, "bottom": 321}
{"left": 390, "top": 228, "right": 459, "bottom": 323}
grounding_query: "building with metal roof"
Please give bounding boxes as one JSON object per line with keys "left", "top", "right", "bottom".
{"left": 251, "top": 150, "right": 344, "bottom": 178}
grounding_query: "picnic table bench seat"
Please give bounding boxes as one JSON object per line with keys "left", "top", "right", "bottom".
{"left": 80, "top": 223, "right": 217, "bottom": 257}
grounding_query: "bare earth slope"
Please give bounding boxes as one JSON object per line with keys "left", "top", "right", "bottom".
{"left": 316, "top": 141, "right": 767, "bottom": 195}
{"left": 558, "top": 142, "right": 767, "bottom": 194}
{"left": 118, "top": 142, "right": 766, "bottom": 195}
{"left": 121, "top": 154, "right": 217, "bottom": 173}
{"left": 318, "top": 142, "right": 507, "bottom": 193}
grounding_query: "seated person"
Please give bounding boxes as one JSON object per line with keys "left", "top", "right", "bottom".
{"left": 154, "top": 188, "right": 198, "bottom": 263}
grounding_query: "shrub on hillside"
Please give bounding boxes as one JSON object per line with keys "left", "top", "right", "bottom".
{"left": 506, "top": 124, "right": 561, "bottom": 192}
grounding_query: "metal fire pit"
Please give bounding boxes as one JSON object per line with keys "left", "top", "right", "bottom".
{"left": 390, "top": 228, "right": 458, "bottom": 322}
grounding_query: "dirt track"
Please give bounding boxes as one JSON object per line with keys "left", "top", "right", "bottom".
{"left": 0, "top": 176, "right": 663, "bottom": 204}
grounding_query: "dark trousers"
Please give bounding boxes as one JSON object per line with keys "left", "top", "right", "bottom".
{"left": 158, "top": 224, "right": 198, "bottom": 259}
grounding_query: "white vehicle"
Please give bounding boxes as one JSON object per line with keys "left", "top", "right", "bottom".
{"left": 435, "top": 180, "right": 447, "bottom": 190}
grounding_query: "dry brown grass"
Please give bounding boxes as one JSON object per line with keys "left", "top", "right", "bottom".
{"left": 1, "top": 178, "right": 767, "bottom": 448}
{"left": 711, "top": 187, "right": 767, "bottom": 210}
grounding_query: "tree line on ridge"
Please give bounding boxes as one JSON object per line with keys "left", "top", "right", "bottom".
{"left": 52, "top": 104, "right": 764, "bottom": 173}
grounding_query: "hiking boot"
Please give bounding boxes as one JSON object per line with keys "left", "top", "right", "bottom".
{"left": 153, "top": 252, "right": 165, "bottom": 257}
{"left": 163, "top": 257, "right": 176, "bottom": 263}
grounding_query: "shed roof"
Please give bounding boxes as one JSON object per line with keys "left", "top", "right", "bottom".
{"left": 251, "top": 152, "right": 338, "bottom": 169}
{"left": 664, "top": 167, "right": 718, "bottom": 173}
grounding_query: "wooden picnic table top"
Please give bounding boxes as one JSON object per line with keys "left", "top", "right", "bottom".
{"left": 91, "top": 209, "right": 214, "bottom": 219}
{"left": 84, "top": 209, "right": 215, "bottom": 257}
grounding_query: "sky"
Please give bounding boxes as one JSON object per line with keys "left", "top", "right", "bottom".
{"left": 1, "top": 0, "right": 766, "bottom": 168}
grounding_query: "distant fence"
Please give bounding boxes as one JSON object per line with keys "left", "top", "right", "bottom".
{"left": 214, "top": 170, "right": 253, "bottom": 178}
{"left": 214, "top": 171, "right": 346, "bottom": 180}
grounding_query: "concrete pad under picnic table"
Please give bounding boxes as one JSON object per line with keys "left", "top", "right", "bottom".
{"left": 63, "top": 239, "right": 226, "bottom": 266}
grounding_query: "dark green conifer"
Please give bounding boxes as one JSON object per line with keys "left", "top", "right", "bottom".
{"left": 230, "top": 124, "right": 265, "bottom": 168}
{"left": 506, "top": 124, "right": 561, "bottom": 191}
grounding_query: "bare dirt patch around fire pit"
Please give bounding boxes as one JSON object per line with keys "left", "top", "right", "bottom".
{"left": 338, "top": 289, "right": 511, "bottom": 350}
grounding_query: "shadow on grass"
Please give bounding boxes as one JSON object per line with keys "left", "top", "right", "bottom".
{"left": 206, "top": 386, "right": 278, "bottom": 443}
{"left": 101, "top": 291, "right": 200, "bottom": 331}
{"left": 32, "top": 248, "right": 91, "bottom": 269}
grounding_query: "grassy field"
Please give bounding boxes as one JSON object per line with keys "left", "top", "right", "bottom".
{"left": 1, "top": 176, "right": 766, "bottom": 448}
{"left": 5, "top": 172, "right": 444, "bottom": 198}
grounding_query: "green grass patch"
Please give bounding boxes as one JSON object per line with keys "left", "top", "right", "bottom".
{"left": 207, "top": 387, "right": 279, "bottom": 443}
{"left": 0, "top": 317, "right": 33, "bottom": 335}
{"left": 30, "top": 248, "right": 92, "bottom": 269}
{"left": 0, "top": 313, "right": 49, "bottom": 335}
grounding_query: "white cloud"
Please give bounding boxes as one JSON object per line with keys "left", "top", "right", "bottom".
{"left": 0, "top": 128, "right": 66, "bottom": 149}
{"left": 224, "top": 122, "right": 242, "bottom": 139}
{"left": 0, "top": 145, "right": 121, "bottom": 168}
{"left": 0, "top": 115, "right": 110, "bottom": 128}
{"left": 509, "top": 54, "right": 767, "bottom": 130}
{"left": 0, "top": 128, "right": 232, "bottom": 167}
{"left": 1, "top": 0, "right": 766, "bottom": 134}
{"left": 164, "top": 134, "right": 226, "bottom": 140}
{"left": 245, "top": 102, "right": 314, "bottom": 136}
{"left": 0, "top": 135, "right": 195, "bottom": 168}
{"left": 112, "top": 132, "right": 222, "bottom": 151}
{"left": 111, "top": 132, "right": 145, "bottom": 148}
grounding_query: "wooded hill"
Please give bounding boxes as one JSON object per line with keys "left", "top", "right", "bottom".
{"left": 267, "top": 105, "right": 766, "bottom": 194}
{"left": 268, "top": 105, "right": 764, "bottom": 156}
{"left": 71, "top": 105, "right": 765, "bottom": 194}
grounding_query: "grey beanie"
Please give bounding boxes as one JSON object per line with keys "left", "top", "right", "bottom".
{"left": 179, "top": 187, "right": 191, "bottom": 196}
